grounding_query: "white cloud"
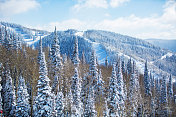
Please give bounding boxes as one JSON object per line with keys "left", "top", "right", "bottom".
{"left": 73, "top": 0, "right": 130, "bottom": 11}
{"left": 37, "top": 0, "right": 176, "bottom": 39}
{"left": 73, "top": 0, "right": 108, "bottom": 11}
{"left": 0, "top": 0, "right": 40, "bottom": 16}
{"left": 110, "top": 0, "right": 130, "bottom": 8}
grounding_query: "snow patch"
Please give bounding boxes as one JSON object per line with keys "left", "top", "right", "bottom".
{"left": 161, "top": 52, "right": 173, "bottom": 60}
{"left": 75, "top": 31, "right": 84, "bottom": 37}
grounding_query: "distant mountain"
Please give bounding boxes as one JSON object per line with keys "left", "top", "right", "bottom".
{"left": 41, "top": 29, "right": 175, "bottom": 77}
{"left": 0, "top": 22, "right": 50, "bottom": 45}
{"left": 1, "top": 22, "right": 176, "bottom": 79}
{"left": 145, "top": 39, "right": 176, "bottom": 52}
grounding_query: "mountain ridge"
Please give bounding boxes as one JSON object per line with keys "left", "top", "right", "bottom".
{"left": 1, "top": 22, "right": 175, "bottom": 80}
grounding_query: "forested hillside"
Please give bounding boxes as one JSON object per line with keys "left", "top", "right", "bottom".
{"left": 0, "top": 23, "right": 176, "bottom": 117}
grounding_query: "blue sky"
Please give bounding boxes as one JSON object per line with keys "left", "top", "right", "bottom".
{"left": 0, "top": 0, "right": 176, "bottom": 39}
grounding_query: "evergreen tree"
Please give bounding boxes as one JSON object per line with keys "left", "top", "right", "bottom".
{"left": 95, "top": 69, "right": 104, "bottom": 102}
{"left": 83, "top": 86, "right": 97, "bottom": 117}
{"left": 116, "top": 59, "right": 125, "bottom": 117}
{"left": 121, "top": 60, "right": 125, "bottom": 74}
{"left": 128, "top": 61, "right": 138, "bottom": 116}
{"left": 71, "top": 67, "right": 82, "bottom": 116}
{"left": 127, "top": 58, "right": 132, "bottom": 74}
{"left": 3, "top": 27, "right": 11, "bottom": 51}
{"left": 108, "top": 64, "right": 120, "bottom": 117}
{"left": 81, "top": 74, "right": 89, "bottom": 105}
{"left": 50, "top": 27, "right": 63, "bottom": 92}
{"left": 155, "top": 77, "right": 160, "bottom": 111}
{"left": 150, "top": 72, "right": 155, "bottom": 91}
{"left": 3, "top": 69, "right": 16, "bottom": 117}
{"left": 160, "top": 76, "right": 167, "bottom": 104}
{"left": 144, "top": 60, "right": 151, "bottom": 96}
{"left": 168, "top": 75, "right": 173, "bottom": 100}
{"left": 16, "top": 75, "right": 30, "bottom": 117}
{"left": 56, "top": 85, "right": 64, "bottom": 117}
{"left": 89, "top": 51, "right": 98, "bottom": 87}
{"left": 33, "top": 52, "right": 53, "bottom": 117}
{"left": 160, "top": 76, "right": 168, "bottom": 116}
{"left": 72, "top": 36, "right": 80, "bottom": 67}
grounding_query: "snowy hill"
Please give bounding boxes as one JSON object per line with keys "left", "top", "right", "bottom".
{"left": 0, "top": 22, "right": 50, "bottom": 45}
{"left": 39, "top": 29, "right": 175, "bottom": 79}
{"left": 1, "top": 22, "right": 175, "bottom": 79}
{"left": 145, "top": 39, "right": 176, "bottom": 52}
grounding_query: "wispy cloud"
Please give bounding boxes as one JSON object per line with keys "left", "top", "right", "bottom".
{"left": 73, "top": 0, "right": 108, "bottom": 11}
{"left": 31, "top": 0, "right": 175, "bottom": 39}
{"left": 110, "top": 0, "right": 130, "bottom": 8}
{"left": 73, "top": 0, "right": 129, "bottom": 11}
{"left": 0, "top": 0, "right": 40, "bottom": 16}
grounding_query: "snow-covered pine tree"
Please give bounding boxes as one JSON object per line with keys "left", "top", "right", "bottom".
{"left": 168, "top": 75, "right": 173, "bottom": 101}
{"left": 155, "top": 77, "right": 160, "bottom": 112}
{"left": 160, "top": 76, "right": 168, "bottom": 104}
{"left": 116, "top": 59, "right": 126, "bottom": 117}
{"left": 150, "top": 72, "right": 155, "bottom": 96}
{"left": 89, "top": 50, "right": 98, "bottom": 87}
{"left": 71, "top": 67, "right": 82, "bottom": 116}
{"left": 67, "top": 87, "right": 79, "bottom": 117}
{"left": 108, "top": 64, "right": 120, "bottom": 117}
{"left": 50, "top": 26, "right": 63, "bottom": 92}
{"left": 144, "top": 60, "right": 151, "bottom": 96}
{"left": 133, "top": 62, "right": 143, "bottom": 116}
{"left": 81, "top": 73, "right": 89, "bottom": 106}
{"left": 16, "top": 75, "right": 30, "bottom": 117}
{"left": 127, "top": 58, "right": 132, "bottom": 74}
{"left": 143, "top": 61, "right": 152, "bottom": 116}
{"left": 3, "top": 27, "right": 11, "bottom": 51}
{"left": 160, "top": 76, "right": 168, "bottom": 116}
{"left": 3, "top": 69, "right": 16, "bottom": 117}
{"left": 33, "top": 51, "right": 53, "bottom": 117}
{"left": 128, "top": 61, "right": 138, "bottom": 117}
{"left": 48, "top": 47, "right": 53, "bottom": 79}
{"left": 95, "top": 69, "right": 104, "bottom": 102}
{"left": 121, "top": 59, "right": 125, "bottom": 74}
{"left": 83, "top": 86, "right": 97, "bottom": 117}
{"left": 72, "top": 36, "right": 80, "bottom": 67}
{"left": 56, "top": 85, "right": 64, "bottom": 117}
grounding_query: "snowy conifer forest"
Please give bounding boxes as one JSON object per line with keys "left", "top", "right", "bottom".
{"left": 0, "top": 22, "right": 176, "bottom": 117}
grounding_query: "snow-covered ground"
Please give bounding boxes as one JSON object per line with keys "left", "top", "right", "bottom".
{"left": 76, "top": 31, "right": 108, "bottom": 64}
{"left": 7, "top": 26, "right": 49, "bottom": 45}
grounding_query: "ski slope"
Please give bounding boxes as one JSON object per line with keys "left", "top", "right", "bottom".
{"left": 75, "top": 31, "right": 108, "bottom": 64}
